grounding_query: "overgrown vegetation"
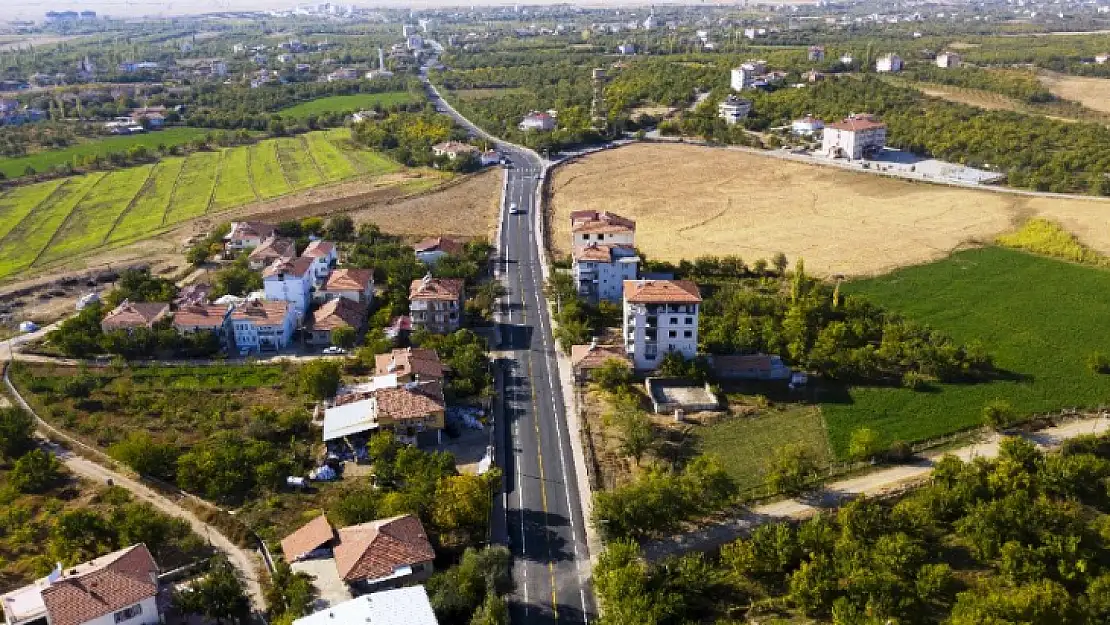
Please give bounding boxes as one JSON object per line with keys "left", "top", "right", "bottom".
{"left": 996, "top": 218, "right": 1109, "bottom": 267}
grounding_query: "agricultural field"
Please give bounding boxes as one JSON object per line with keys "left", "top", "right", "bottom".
{"left": 450, "top": 87, "right": 531, "bottom": 101}
{"left": 828, "top": 246, "right": 1110, "bottom": 456}
{"left": 1040, "top": 71, "right": 1110, "bottom": 113}
{"left": 0, "top": 127, "right": 213, "bottom": 180}
{"left": 549, "top": 143, "right": 1110, "bottom": 276}
{"left": 277, "top": 91, "right": 420, "bottom": 119}
{"left": 0, "top": 131, "right": 403, "bottom": 280}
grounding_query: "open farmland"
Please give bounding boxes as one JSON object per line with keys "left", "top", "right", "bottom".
{"left": 0, "top": 127, "right": 214, "bottom": 180}
{"left": 827, "top": 246, "right": 1110, "bottom": 456}
{"left": 1040, "top": 72, "right": 1110, "bottom": 113}
{"left": 0, "top": 131, "right": 407, "bottom": 281}
{"left": 549, "top": 143, "right": 1110, "bottom": 276}
{"left": 277, "top": 91, "right": 419, "bottom": 119}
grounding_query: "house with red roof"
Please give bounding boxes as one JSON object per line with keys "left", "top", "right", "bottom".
{"left": 622, "top": 279, "right": 702, "bottom": 370}
{"left": 409, "top": 275, "right": 464, "bottom": 334}
{"left": 821, "top": 114, "right": 887, "bottom": 160}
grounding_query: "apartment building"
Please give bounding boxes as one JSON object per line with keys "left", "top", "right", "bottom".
{"left": 622, "top": 280, "right": 702, "bottom": 370}
{"left": 409, "top": 276, "right": 464, "bottom": 334}
{"left": 573, "top": 243, "right": 640, "bottom": 303}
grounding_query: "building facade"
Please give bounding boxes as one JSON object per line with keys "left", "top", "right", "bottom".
{"left": 718, "top": 95, "right": 752, "bottom": 125}
{"left": 821, "top": 114, "right": 887, "bottom": 159}
{"left": 263, "top": 257, "right": 315, "bottom": 322}
{"left": 574, "top": 244, "right": 640, "bottom": 303}
{"left": 729, "top": 60, "right": 766, "bottom": 91}
{"left": 875, "top": 53, "right": 903, "bottom": 72}
{"left": 409, "top": 276, "right": 464, "bottom": 334}
{"left": 936, "top": 52, "right": 961, "bottom": 68}
{"left": 622, "top": 280, "right": 702, "bottom": 370}
{"left": 569, "top": 210, "right": 636, "bottom": 248}
{"left": 231, "top": 300, "right": 296, "bottom": 352}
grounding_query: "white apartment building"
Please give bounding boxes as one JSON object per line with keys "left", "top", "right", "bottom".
{"left": 574, "top": 244, "right": 640, "bottom": 303}
{"left": 569, "top": 210, "right": 636, "bottom": 248}
{"left": 231, "top": 300, "right": 296, "bottom": 352}
{"left": 223, "top": 221, "right": 277, "bottom": 257}
{"left": 718, "top": 95, "right": 752, "bottom": 125}
{"left": 875, "top": 53, "right": 903, "bottom": 72}
{"left": 519, "top": 111, "right": 556, "bottom": 132}
{"left": 936, "top": 52, "right": 961, "bottom": 68}
{"left": 821, "top": 114, "right": 887, "bottom": 159}
{"left": 622, "top": 280, "right": 702, "bottom": 370}
{"left": 263, "top": 256, "right": 315, "bottom": 322}
{"left": 302, "top": 240, "right": 338, "bottom": 284}
{"left": 409, "top": 276, "right": 464, "bottom": 334}
{"left": 729, "top": 60, "right": 767, "bottom": 91}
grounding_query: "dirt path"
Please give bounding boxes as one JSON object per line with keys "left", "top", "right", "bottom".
{"left": 2, "top": 366, "right": 266, "bottom": 610}
{"left": 642, "top": 414, "right": 1110, "bottom": 561}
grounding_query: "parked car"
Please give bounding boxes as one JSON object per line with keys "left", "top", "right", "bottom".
{"left": 323, "top": 346, "right": 347, "bottom": 354}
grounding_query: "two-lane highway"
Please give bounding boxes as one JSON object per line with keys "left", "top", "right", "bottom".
{"left": 420, "top": 64, "right": 595, "bottom": 624}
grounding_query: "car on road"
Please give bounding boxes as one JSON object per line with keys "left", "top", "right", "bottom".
{"left": 323, "top": 346, "right": 347, "bottom": 355}
{"left": 509, "top": 203, "right": 523, "bottom": 215}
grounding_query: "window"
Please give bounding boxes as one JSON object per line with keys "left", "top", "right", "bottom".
{"left": 670, "top": 317, "right": 678, "bottom": 324}
{"left": 114, "top": 604, "right": 143, "bottom": 623}
{"left": 684, "top": 330, "right": 693, "bottom": 338}
{"left": 668, "top": 330, "right": 677, "bottom": 338}
{"left": 685, "top": 317, "right": 693, "bottom": 325}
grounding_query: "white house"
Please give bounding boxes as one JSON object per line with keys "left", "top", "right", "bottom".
{"left": 730, "top": 60, "right": 767, "bottom": 91}
{"left": 791, "top": 115, "right": 824, "bottom": 136}
{"left": 519, "top": 111, "right": 556, "bottom": 132}
{"left": 431, "top": 141, "right": 478, "bottom": 160}
{"left": 569, "top": 210, "right": 636, "bottom": 248}
{"left": 409, "top": 276, "right": 464, "bottom": 334}
{"left": 574, "top": 244, "right": 640, "bottom": 303}
{"left": 320, "top": 268, "right": 375, "bottom": 304}
{"left": 875, "top": 53, "right": 903, "bottom": 72}
{"left": 936, "top": 51, "right": 961, "bottom": 68}
{"left": 0, "top": 544, "right": 161, "bottom": 625}
{"left": 413, "top": 236, "right": 464, "bottom": 265}
{"left": 622, "top": 280, "right": 702, "bottom": 370}
{"left": 231, "top": 300, "right": 296, "bottom": 352}
{"left": 302, "top": 240, "right": 339, "bottom": 284}
{"left": 617, "top": 43, "right": 636, "bottom": 55}
{"left": 263, "top": 256, "right": 315, "bottom": 321}
{"left": 718, "top": 95, "right": 752, "bottom": 125}
{"left": 821, "top": 114, "right": 887, "bottom": 159}
{"left": 294, "top": 586, "right": 439, "bottom": 625}
{"left": 224, "top": 221, "right": 277, "bottom": 257}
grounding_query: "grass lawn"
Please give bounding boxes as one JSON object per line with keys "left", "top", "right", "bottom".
{"left": 0, "top": 127, "right": 212, "bottom": 180}
{"left": 826, "top": 246, "right": 1110, "bottom": 457}
{"left": 277, "top": 91, "right": 419, "bottom": 119}
{"left": 694, "top": 405, "right": 832, "bottom": 492}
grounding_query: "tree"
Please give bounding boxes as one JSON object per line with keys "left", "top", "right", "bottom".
{"left": 848, "top": 427, "right": 883, "bottom": 462}
{"left": 10, "top": 449, "right": 63, "bottom": 493}
{"left": 326, "top": 215, "right": 355, "bottom": 241}
{"left": 469, "top": 592, "right": 509, "bottom": 625}
{"left": 109, "top": 431, "right": 179, "bottom": 481}
{"left": 331, "top": 325, "right": 356, "bottom": 349}
{"left": 616, "top": 410, "right": 653, "bottom": 464}
{"left": 772, "top": 252, "right": 789, "bottom": 275}
{"left": 0, "top": 406, "right": 36, "bottom": 459}
{"left": 265, "top": 561, "right": 316, "bottom": 621}
{"left": 432, "top": 471, "right": 500, "bottom": 548}
{"left": 175, "top": 557, "right": 251, "bottom": 625}
{"left": 766, "top": 444, "right": 819, "bottom": 496}
{"left": 593, "top": 358, "right": 632, "bottom": 392}
{"left": 427, "top": 546, "right": 512, "bottom": 623}
{"left": 298, "top": 360, "right": 342, "bottom": 399}
{"left": 983, "top": 399, "right": 1017, "bottom": 430}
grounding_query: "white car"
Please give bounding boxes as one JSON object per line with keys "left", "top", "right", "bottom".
{"left": 323, "top": 346, "right": 347, "bottom": 355}
{"left": 509, "top": 203, "right": 522, "bottom": 215}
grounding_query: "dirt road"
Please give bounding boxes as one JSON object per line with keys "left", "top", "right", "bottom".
{"left": 2, "top": 367, "right": 266, "bottom": 610}
{"left": 643, "top": 414, "right": 1110, "bottom": 560}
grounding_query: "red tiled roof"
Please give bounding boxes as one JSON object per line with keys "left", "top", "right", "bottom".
{"left": 281, "top": 515, "right": 336, "bottom": 562}
{"left": 249, "top": 236, "right": 297, "bottom": 263}
{"left": 375, "top": 382, "right": 445, "bottom": 422}
{"left": 262, "top": 255, "right": 315, "bottom": 279}
{"left": 101, "top": 300, "right": 169, "bottom": 330}
{"left": 333, "top": 515, "right": 435, "bottom": 582}
{"left": 230, "top": 300, "right": 289, "bottom": 324}
{"left": 413, "top": 236, "right": 464, "bottom": 256}
{"left": 172, "top": 304, "right": 230, "bottom": 329}
{"left": 303, "top": 240, "right": 336, "bottom": 259}
{"left": 323, "top": 268, "right": 374, "bottom": 293}
{"left": 227, "top": 221, "right": 275, "bottom": 241}
{"left": 570, "top": 343, "right": 631, "bottom": 370}
{"left": 623, "top": 279, "right": 702, "bottom": 304}
{"left": 409, "top": 276, "right": 463, "bottom": 301}
{"left": 826, "top": 114, "right": 886, "bottom": 132}
{"left": 570, "top": 211, "right": 636, "bottom": 235}
{"left": 40, "top": 544, "right": 158, "bottom": 625}
{"left": 572, "top": 243, "right": 637, "bottom": 262}
{"left": 374, "top": 348, "right": 444, "bottom": 379}
{"left": 312, "top": 297, "right": 367, "bottom": 331}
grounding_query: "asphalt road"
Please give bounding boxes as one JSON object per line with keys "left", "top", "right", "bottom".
{"left": 420, "top": 66, "right": 595, "bottom": 624}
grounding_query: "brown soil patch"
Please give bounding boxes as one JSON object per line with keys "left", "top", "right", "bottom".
{"left": 549, "top": 143, "right": 1110, "bottom": 276}
{"left": 917, "top": 84, "right": 1025, "bottom": 112}
{"left": 348, "top": 168, "right": 502, "bottom": 241}
{"left": 1040, "top": 71, "right": 1110, "bottom": 114}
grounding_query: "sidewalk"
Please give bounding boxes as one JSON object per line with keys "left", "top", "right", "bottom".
{"left": 643, "top": 413, "right": 1110, "bottom": 561}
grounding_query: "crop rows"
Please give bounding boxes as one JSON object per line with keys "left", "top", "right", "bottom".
{"left": 0, "top": 131, "right": 395, "bottom": 280}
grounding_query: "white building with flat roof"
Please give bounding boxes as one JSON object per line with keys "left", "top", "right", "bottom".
{"left": 718, "top": 95, "right": 752, "bottom": 125}
{"left": 730, "top": 60, "right": 767, "bottom": 91}
{"left": 876, "top": 53, "right": 903, "bottom": 72}
{"left": 623, "top": 280, "right": 702, "bottom": 370}
{"left": 936, "top": 52, "right": 961, "bottom": 68}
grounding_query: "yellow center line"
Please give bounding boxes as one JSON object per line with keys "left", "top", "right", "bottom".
{"left": 516, "top": 237, "right": 557, "bottom": 620}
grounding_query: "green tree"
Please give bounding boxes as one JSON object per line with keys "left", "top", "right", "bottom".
{"left": 109, "top": 431, "right": 179, "bottom": 481}
{"left": 593, "top": 358, "right": 632, "bottom": 392}
{"left": 265, "top": 561, "right": 316, "bottom": 621}
{"left": 175, "top": 557, "right": 251, "bottom": 625}
{"left": 848, "top": 427, "right": 883, "bottom": 463}
{"left": 10, "top": 449, "right": 62, "bottom": 493}
{"left": 468, "top": 592, "right": 508, "bottom": 625}
{"left": 983, "top": 399, "right": 1017, "bottom": 430}
{"left": 298, "top": 360, "right": 342, "bottom": 399}
{"left": 326, "top": 215, "right": 355, "bottom": 241}
{"left": 766, "top": 444, "right": 819, "bottom": 496}
{"left": 331, "top": 325, "right": 356, "bottom": 349}
{"left": 0, "top": 406, "right": 36, "bottom": 459}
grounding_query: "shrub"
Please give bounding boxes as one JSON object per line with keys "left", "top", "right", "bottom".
{"left": 848, "top": 427, "right": 883, "bottom": 463}
{"left": 765, "top": 444, "right": 820, "bottom": 496}
{"left": 983, "top": 399, "right": 1017, "bottom": 430}
{"left": 1089, "top": 352, "right": 1110, "bottom": 374}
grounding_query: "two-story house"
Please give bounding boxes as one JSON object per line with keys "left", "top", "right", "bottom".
{"left": 0, "top": 544, "right": 162, "bottom": 625}
{"left": 374, "top": 347, "right": 444, "bottom": 382}
{"left": 263, "top": 257, "right": 315, "bottom": 322}
{"left": 413, "top": 237, "right": 464, "bottom": 266}
{"left": 324, "top": 379, "right": 446, "bottom": 446}
{"left": 171, "top": 304, "right": 234, "bottom": 349}
{"left": 247, "top": 236, "right": 297, "bottom": 271}
{"left": 573, "top": 243, "right": 640, "bottom": 303}
{"left": 302, "top": 240, "right": 339, "bottom": 285}
{"left": 307, "top": 297, "right": 367, "bottom": 346}
{"left": 223, "top": 221, "right": 276, "bottom": 258}
{"left": 409, "top": 276, "right": 464, "bottom": 334}
{"left": 230, "top": 300, "right": 296, "bottom": 352}
{"left": 319, "top": 268, "right": 374, "bottom": 304}
{"left": 622, "top": 279, "right": 702, "bottom": 370}
{"left": 569, "top": 210, "right": 636, "bottom": 248}
{"left": 100, "top": 300, "right": 170, "bottom": 334}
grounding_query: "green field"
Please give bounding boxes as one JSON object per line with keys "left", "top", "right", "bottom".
{"left": 277, "top": 91, "right": 419, "bottom": 119}
{"left": 0, "top": 128, "right": 212, "bottom": 180}
{"left": 826, "top": 246, "right": 1110, "bottom": 456}
{"left": 0, "top": 131, "right": 404, "bottom": 280}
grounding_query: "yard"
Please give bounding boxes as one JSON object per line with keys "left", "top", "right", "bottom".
{"left": 827, "top": 246, "right": 1110, "bottom": 456}
{"left": 549, "top": 143, "right": 1110, "bottom": 276}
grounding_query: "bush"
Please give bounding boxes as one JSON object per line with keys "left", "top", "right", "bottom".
{"left": 1089, "top": 352, "right": 1110, "bottom": 375}
{"left": 10, "top": 449, "right": 63, "bottom": 493}
{"left": 0, "top": 407, "right": 36, "bottom": 459}
{"left": 983, "top": 399, "right": 1017, "bottom": 430}
{"left": 766, "top": 444, "right": 820, "bottom": 496}
{"left": 848, "top": 427, "right": 883, "bottom": 463}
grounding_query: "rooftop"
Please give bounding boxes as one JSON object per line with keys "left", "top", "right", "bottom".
{"left": 375, "top": 348, "right": 445, "bottom": 379}
{"left": 302, "top": 240, "right": 336, "bottom": 259}
{"left": 569, "top": 210, "right": 636, "bottom": 235}
{"left": 312, "top": 297, "right": 367, "bottom": 331}
{"left": 263, "top": 255, "right": 316, "bottom": 279}
{"left": 333, "top": 515, "right": 435, "bottom": 583}
{"left": 409, "top": 276, "right": 464, "bottom": 301}
{"left": 323, "top": 268, "right": 374, "bottom": 292}
{"left": 570, "top": 343, "right": 631, "bottom": 370}
{"left": 623, "top": 279, "right": 702, "bottom": 304}
{"left": 827, "top": 114, "right": 886, "bottom": 132}
{"left": 172, "top": 304, "right": 231, "bottom": 328}
{"left": 230, "top": 300, "right": 290, "bottom": 324}
{"left": 101, "top": 300, "right": 169, "bottom": 329}
{"left": 413, "top": 236, "right": 464, "bottom": 256}
{"left": 281, "top": 514, "right": 337, "bottom": 562}
{"left": 226, "top": 221, "right": 276, "bottom": 241}
{"left": 248, "top": 236, "right": 297, "bottom": 263}
{"left": 293, "top": 586, "right": 438, "bottom": 625}
{"left": 572, "top": 243, "right": 638, "bottom": 263}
